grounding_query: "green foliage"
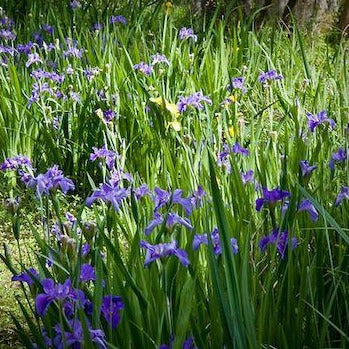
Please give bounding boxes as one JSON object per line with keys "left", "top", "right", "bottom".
{"left": 0, "top": 2, "right": 348, "bottom": 348}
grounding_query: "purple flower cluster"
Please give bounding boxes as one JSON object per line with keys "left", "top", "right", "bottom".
{"left": 90, "top": 145, "right": 119, "bottom": 169}
{"left": 227, "top": 77, "right": 247, "bottom": 93}
{"left": 54, "top": 320, "right": 107, "bottom": 348}
{"left": 12, "top": 268, "right": 39, "bottom": 286}
{"left": 335, "top": 186, "right": 349, "bottom": 207}
{"left": 70, "top": 0, "right": 82, "bottom": 9}
{"left": 299, "top": 160, "right": 317, "bottom": 177}
{"left": 133, "top": 61, "right": 153, "bottom": 76}
{"left": 64, "top": 39, "right": 84, "bottom": 58}
{"left": 15, "top": 268, "right": 124, "bottom": 348}
{"left": 298, "top": 199, "right": 318, "bottom": 222}
{"left": 86, "top": 181, "right": 128, "bottom": 211}
{"left": 110, "top": 15, "right": 127, "bottom": 25}
{"left": 84, "top": 67, "right": 101, "bottom": 81}
{"left": 306, "top": 110, "right": 335, "bottom": 132}
{"left": 329, "top": 148, "right": 347, "bottom": 170}
{"left": 31, "top": 69, "right": 64, "bottom": 83}
{"left": 240, "top": 170, "right": 254, "bottom": 185}
{"left": 0, "top": 28, "right": 16, "bottom": 41}
{"left": 193, "top": 227, "right": 238, "bottom": 255}
{"left": 0, "top": 154, "right": 32, "bottom": 171}
{"left": 26, "top": 52, "right": 43, "bottom": 67}
{"left": 217, "top": 142, "right": 250, "bottom": 173}
{"left": 27, "top": 165, "right": 75, "bottom": 197}
{"left": 103, "top": 109, "right": 116, "bottom": 123}
{"left": 145, "top": 211, "right": 193, "bottom": 235}
{"left": 80, "top": 263, "right": 96, "bottom": 282}
{"left": 258, "top": 70, "right": 283, "bottom": 83}
{"left": 133, "top": 53, "right": 170, "bottom": 75}
{"left": 259, "top": 228, "right": 297, "bottom": 259}
{"left": 100, "top": 295, "right": 124, "bottom": 328}
{"left": 177, "top": 91, "right": 212, "bottom": 113}
{"left": 140, "top": 240, "right": 190, "bottom": 266}
{"left": 151, "top": 53, "right": 170, "bottom": 66}
{"left": 179, "top": 27, "right": 197, "bottom": 41}
{"left": 256, "top": 187, "right": 290, "bottom": 212}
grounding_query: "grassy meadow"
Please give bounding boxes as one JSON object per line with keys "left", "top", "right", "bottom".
{"left": 0, "top": 1, "right": 348, "bottom": 348}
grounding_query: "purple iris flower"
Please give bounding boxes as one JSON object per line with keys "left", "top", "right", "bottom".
{"left": 17, "top": 42, "right": 34, "bottom": 54}
{"left": 151, "top": 53, "right": 170, "bottom": 66}
{"left": 35, "top": 278, "right": 74, "bottom": 316}
{"left": 80, "top": 263, "right": 96, "bottom": 282}
{"left": 190, "top": 185, "right": 206, "bottom": 208}
{"left": 69, "top": 91, "right": 80, "bottom": 102}
{"left": 232, "top": 142, "right": 249, "bottom": 156}
{"left": 183, "top": 337, "right": 196, "bottom": 349}
{"left": 145, "top": 212, "right": 164, "bottom": 235}
{"left": 133, "top": 62, "right": 153, "bottom": 76}
{"left": 0, "top": 29, "right": 16, "bottom": 41}
{"left": 227, "top": 77, "right": 247, "bottom": 93}
{"left": 298, "top": 199, "right": 319, "bottom": 222}
{"left": 101, "top": 295, "right": 124, "bottom": 329}
{"left": 172, "top": 189, "right": 193, "bottom": 215}
{"left": 240, "top": 170, "right": 254, "bottom": 185}
{"left": 145, "top": 212, "right": 193, "bottom": 235}
{"left": 306, "top": 110, "right": 335, "bottom": 132}
{"left": 90, "top": 145, "right": 118, "bottom": 169}
{"left": 86, "top": 181, "right": 128, "bottom": 211}
{"left": 153, "top": 187, "right": 171, "bottom": 211}
{"left": 256, "top": 187, "right": 291, "bottom": 211}
{"left": 258, "top": 70, "right": 283, "bottom": 83}
{"left": 42, "top": 24, "right": 54, "bottom": 35}
{"left": 82, "top": 243, "right": 91, "bottom": 257}
{"left": 103, "top": 109, "right": 115, "bottom": 123}
{"left": 110, "top": 15, "right": 127, "bottom": 25}
{"left": 29, "top": 165, "right": 75, "bottom": 197}
{"left": 299, "top": 160, "right": 317, "bottom": 177}
{"left": 70, "top": 0, "right": 82, "bottom": 9}
{"left": 335, "top": 186, "right": 349, "bottom": 207}
{"left": 92, "top": 23, "right": 104, "bottom": 31}
{"left": 217, "top": 143, "right": 231, "bottom": 166}
{"left": 177, "top": 92, "right": 212, "bottom": 113}
{"left": 107, "top": 170, "right": 131, "bottom": 189}
{"left": 140, "top": 240, "right": 190, "bottom": 266}
{"left": 193, "top": 227, "right": 238, "bottom": 255}
{"left": 329, "top": 148, "right": 347, "bottom": 170}
{"left": 25, "top": 53, "right": 43, "bottom": 67}
{"left": 12, "top": 268, "right": 39, "bottom": 286}
{"left": 179, "top": 27, "right": 197, "bottom": 41}
{"left": 135, "top": 184, "right": 151, "bottom": 199}
{"left": 54, "top": 319, "right": 107, "bottom": 349}
{"left": 259, "top": 228, "right": 297, "bottom": 259}
{"left": 31, "top": 69, "right": 64, "bottom": 83}
{"left": 160, "top": 336, "right": 195, "bottom": 349}
{"left": 64, "top": 39, "right": 84, "bottom": 58}
{"left": 0, "top": 154, "right": 32, "bottom": 171}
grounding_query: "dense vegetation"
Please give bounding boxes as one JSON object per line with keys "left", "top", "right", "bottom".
{"left": 0, "top": 1, "right": 348, "bottom": 348}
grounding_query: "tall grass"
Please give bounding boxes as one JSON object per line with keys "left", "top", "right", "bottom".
{"left": 0, "top": 2, "right": 348, "bottom": 348}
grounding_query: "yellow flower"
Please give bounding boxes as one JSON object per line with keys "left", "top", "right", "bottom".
{"left": 150, "top": 97, "right": 179, "bottom": 117}
{"left": 95, "top": 108, "right": 103, "bottom": 120}
{"left": 165, "top": 102, "right": 179, "bottom": 118}
{"left": 149, "top": 97, "right": 163, "bottom": 106}
{"left": 164, "top": 1, "right": 173, "bottom": 15}
{"left": 228, "top": 126, "right": 235, "bottom": 137}
{"left": 227, "top": 95, "right": 237, "bottom": 103}
{"left": 168, "top": 120, "right": 181, "bottom": 131}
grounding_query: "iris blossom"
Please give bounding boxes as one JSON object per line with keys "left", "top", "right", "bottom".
{"left": 259, "top": 228, "right": 297, "bottom": 259}
{"left": 256, "top": 187, "right": 290, "bottom": 211}
{"left": 140, "top": 240, "right": 189, "bottom": 266}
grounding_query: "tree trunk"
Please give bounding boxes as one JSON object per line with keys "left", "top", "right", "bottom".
{"left": 194, "top": 0, "right": 347, "bottom": 32}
